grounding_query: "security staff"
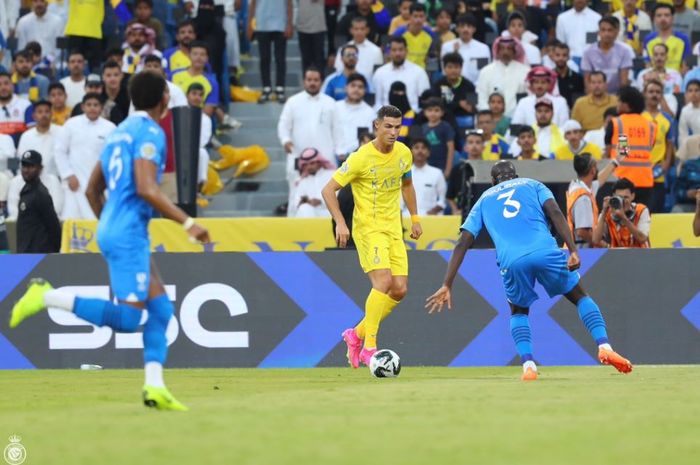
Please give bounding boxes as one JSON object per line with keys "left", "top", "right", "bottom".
{"left": 605, "top": 86, "right": 657, "bottom": 207}
{"left": 16, "top": 150, "right": 61, "bottom": 253}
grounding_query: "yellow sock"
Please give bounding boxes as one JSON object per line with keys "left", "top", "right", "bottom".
{"left": 354, "top": 319, "right": 365, "bottom": 339}
{"left": 363, "top": 288, "right": 388, "bottom": 349}
{"left": 380, "top": 295, "right": 400, "bottom": 322}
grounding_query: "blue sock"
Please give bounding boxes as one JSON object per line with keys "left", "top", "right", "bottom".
{"left": 143, "top": 294, "right": 174, "bottom": 364}
{"left": 577, "top": 296, "right": 609, "bottom": 345}
{"left": 510, "top": 314, "right": 534, "bottom": 363}
{"left": 74, "top": 297, "right": 142, "bottom": 332}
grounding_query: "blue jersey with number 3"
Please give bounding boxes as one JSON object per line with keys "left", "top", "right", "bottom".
{"left": 97, "top": 112, "right": 166, "bottom": 245}
{"left": 461, "top": 178, "right": 558, "bottom": 268}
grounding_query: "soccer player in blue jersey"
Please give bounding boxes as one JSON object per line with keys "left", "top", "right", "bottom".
{"left": 10, "top": 71, "right": 210, "bottom": 410}
{"left": 426, "top": 161, "right": 632, "bottom": 381}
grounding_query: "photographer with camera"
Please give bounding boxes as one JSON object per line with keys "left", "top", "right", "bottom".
{"left": 592, "top": 177, "right": 651, "bottom": 248}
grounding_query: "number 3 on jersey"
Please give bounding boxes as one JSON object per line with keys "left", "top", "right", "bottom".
{"left": 108, "top": 145, "right": 123, "bottom": 190}
{"left": 497, "top": 189, "right": 521, "bottom": 218}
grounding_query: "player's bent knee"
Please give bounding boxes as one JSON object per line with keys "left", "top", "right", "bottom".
{"left": 390, "top": 283, "right": 408, "bottom": 301}
{"left": 148, "top": 294, "right": 174, "bottom": 327}
{"left": 118, "top": 305, "right": 144, "bottom": 332}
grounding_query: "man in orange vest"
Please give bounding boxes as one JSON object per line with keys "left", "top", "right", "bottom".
{"left": 592, "top": 177, "right": 651, "bottom": 248}
{"left": 605, "top": 86, "right": 657, "bottom": 207}
{"left": 566, "top": 152, "right": 621, "bottom": 248}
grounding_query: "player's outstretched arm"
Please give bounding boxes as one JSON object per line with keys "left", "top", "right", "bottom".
{"left": 425, "top": 231, "right": 474, "bottom": 314}
{"left": 86, "top": 162, "right": 107, "bottom": 219}
{"left": 321, "top": 178, "right": 350, "bottom": 247}
{"left": 134, "top": 159, "right": 210, "bottom": 243}
{"left": 401, "top": 177, "right": 423, "bottom": 240}
{"left": 543, "top": 199, "right": 580, "bottom": 270}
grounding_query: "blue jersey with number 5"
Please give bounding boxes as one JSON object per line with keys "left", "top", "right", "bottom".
{"left": 97, "top": 113, "right": 166, "bottom": 245}
{"left": 461, "top": 178, "right": 558, "bottom": 268}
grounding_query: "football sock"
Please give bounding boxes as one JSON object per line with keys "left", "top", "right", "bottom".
{"left": 363, "top": 288, "right": 388, "bottom": 349}
{"left": 355, "top": 293, "right": 400, "bottom": 338}
{"left": 43, "top": 289, "right": 76, "bottom": 311}
{"left": 73, "top": 297, "right": 143, "bottom": 332}
{"left": 380, "top": 294, "right": 400, "bottom": 322}
{"left": 143, "top": 294, "right": 173, "bottom": 367}
{"left": 354, "top": 320, "right": 365, "bottom": 340}
{"left": 145, "top": 362, "right": 165, "bottom": 388}
{"left": 577, "top": 297, "right": 609, "bottom": 346}
{"left": 510, "top": 314, "right": 534, "bottom": 363}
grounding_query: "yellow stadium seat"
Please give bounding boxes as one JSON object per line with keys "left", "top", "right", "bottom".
{"left": 213, "top": 145, "right": 270, "bottom": 178}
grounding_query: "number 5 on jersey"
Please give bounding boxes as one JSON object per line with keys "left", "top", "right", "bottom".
{"left": 497, "top": 189, "right": 521, "bottom": 218}
{"left": 108, "top": 146, "right": 123, "bottom": 190}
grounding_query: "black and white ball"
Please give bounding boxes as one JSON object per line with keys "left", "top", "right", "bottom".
{"left": 369, "top": 349, "right": 401, "bottom": 378}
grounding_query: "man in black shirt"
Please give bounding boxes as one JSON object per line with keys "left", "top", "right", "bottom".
{"left": 552, "top": 42, "right": 584, "bottom": 109}
{"left": 432, "top": 52, "right": 476, "bottom": 125}
{"left": 16, "top": 150, "right": 61, "bottom": 253}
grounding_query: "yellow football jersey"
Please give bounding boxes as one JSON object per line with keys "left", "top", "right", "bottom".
{"left": 333, "top": 141, "right": 413, "bottom": 239}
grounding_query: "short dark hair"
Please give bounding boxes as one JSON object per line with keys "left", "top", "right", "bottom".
{"left": 48, "top": 82, "right": 66, "bottom": 93}
{"left": 599, "top": 16, "right": 620, "bottom": 29}
{"left": 0, "top": 71, "right": 11, "bottom": 80}
{"left": 410, "top": 137, "right": 430, "bottom": 149}
{"left": 553, "top": 41, "right": 569, "bottom": 51}
{"left": 573, "top": 153, "right": 594, "bottom": 177}
{"left": 618, "top": 86, "right": 645, "bottom": 113}
{"left": 102, "top": 60, "right": 121, "bottom": 72}
{"left": 143, "top": 54, "right": 163, "bottom": 65}
{"left": 190, "top": 41, "right": 209, "bottom": 55}
{"left": 129, "top": 71, "right": 167, "bottom": 110}
{"left": 507, "top": 11, "right": 526, "bottom": 27}
{"left": 477, "top": 109, "right": 493, "bottom": 119}
{"left": 589, "top": 70, "right": 607, "bottom": 82}
{"left": 187, "top": 82, "right": 205, "bottom": 94}
{"left": 436, "top": 8, "right": 453, "bottom": 19}
{"left": 135, "top": 0, "right": 153, "bottom": 7}
{"left": 376, "top": 105, "right": 403, "bottom": 120}
{"left": 653, "top": 3, "right": 674, "bottom": 17}
{"left": 643, "top": 78, "right": 664, "bottom": 92}
{"left": 177, "top": 19, "right": 195, "bottom": 31}
{"left": 423, "top": 97, "right": 444, "bottom": 111}
{"left": 82, "top": 92, "right": 103, "bottom": 105}
{"left": 304, "top": 66, "right": 323, "bottom": 79}
{"left": 603, "top": 106, "right": 618, "bottom": 118}
{"left": 14, "top": 49, "right": 32, "bottom": 61}
{"left": 389, "top": 36, "right": 407, "bottom": 48}
{"left": 410, "top": 3, "right": 426, "bottom": 14}
{"left": 33, "top": 99, "right": 51, "bottom": 111}
{"left": 613, "top": 177, "right": 636, "bottom": 193}
{"left": 105, "top": 47, "right": 124, "bottom": 60}
{"left": 442, "top": 52, "right": 464, "bottom": 67}
{"left": 68, "top": 49, "right": 84, "bottom": 60}
{"left": 455, "top": 13, "right": 477, "bottom": 28}
{"left": 25, "top": 41, "right": 42, "bottom": 56}
{"left": 518, "top": 126, "right": 535, "bottom": 137}
{"left": 651, "top": 42, "right": 669, "bottom": 54}
{"left": 686, "top": 79, "right": 700, "bottom": 90}
{"left": 341, "top": 44, "right": 359, "bottom": 55}
{"left": 351, "top": 16, "right": 369, "bottom": 27}
{"left": 346, "top": 72, "right": 367, "bottom": 87}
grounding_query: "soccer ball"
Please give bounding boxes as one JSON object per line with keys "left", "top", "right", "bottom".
{"left": 369, "top": 349, "right": 401, "bottom": 378}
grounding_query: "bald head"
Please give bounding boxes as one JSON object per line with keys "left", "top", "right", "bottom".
{"left": 491, "top": 161, "right": 518, "bottom": 185}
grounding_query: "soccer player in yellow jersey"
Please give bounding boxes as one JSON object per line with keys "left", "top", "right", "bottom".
{"left": 322, "top": 105, "right": 423, "bottom": 368}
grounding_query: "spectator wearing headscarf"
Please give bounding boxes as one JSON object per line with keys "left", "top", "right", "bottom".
{"left": 122, "top": 23, "right": 163, "bottom": 75}
{"left": 476, "top": 37, "right": 529, "bottom": 116}
{"left": 293, "top": 148, "right": 335, "bottom": 218}
{"left": 511, "top": 65, "right": 570, "bottom": 128}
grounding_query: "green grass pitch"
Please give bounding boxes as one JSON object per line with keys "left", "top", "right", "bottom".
{"left": 1, "top": 366, "right": 699, "bottom": 465}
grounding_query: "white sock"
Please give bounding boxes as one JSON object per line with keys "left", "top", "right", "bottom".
{"left": 43, "top": 289, "right": 76, "bottom": 312}
{"left": 145, "top": 362, "right": 165, "bottom": 388}
{"left": 599, "top": 343, "right": 612, "bottom": 351}
{"left": 523, "top": 360, "right": 537, "bottom": 372}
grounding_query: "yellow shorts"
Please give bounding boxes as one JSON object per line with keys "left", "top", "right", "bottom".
{"left": 355, "top": 231, "right": 408, "bottom": 275}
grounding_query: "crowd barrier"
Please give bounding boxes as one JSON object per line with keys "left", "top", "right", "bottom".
{"left": 59, "top": 214, "right": 700, "bottom": 253}
{"left": 0, "top": 250, "right": 698, "bottom": 369}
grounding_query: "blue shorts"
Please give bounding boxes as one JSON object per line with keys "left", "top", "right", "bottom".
{"left": 98, "top": 238, "right": 151, "bottom": 302}
{"left": 501, "top": 248, "right": 580, "bottom": 308}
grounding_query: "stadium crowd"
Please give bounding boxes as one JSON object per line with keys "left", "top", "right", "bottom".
{"left": 1, "top": 0, "right": 700, "bottom": 252}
